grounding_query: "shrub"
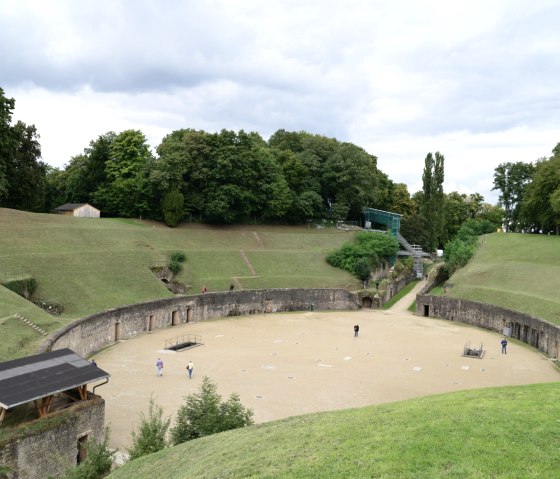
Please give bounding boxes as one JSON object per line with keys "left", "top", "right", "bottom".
{"left": 161, "top": 188, "right": 184, "bottom": 227}
{"left": 58, "top": 429, "right": 113, "bottom": 479}
{"left": 327, "top": 231, "right": 399, "bottom": 279}
{"left": 1, "top": 276, "right": 37, "bottom": 299}
{"left": 170, "top": 376, "right": 253, "bottom": 445}
{"left": 128, "top": 397, "right": 170, "bottom": 460}
{"left": 353, "top": 257, "right": 372, "bottom": 282}
{"left": 168, "top": 260, "right": 182, "bottom": 275}
{"left": 170, "top": 251, "right": 186, "bottom": 263}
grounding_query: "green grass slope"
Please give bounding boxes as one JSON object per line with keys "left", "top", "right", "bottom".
{"left": 0, "top": 208, "right": 358, "bottom": 359}
{"left": 108, "top": 383, "right": 560, "bottom": 479}
{"left": 447, "top": 233, "right": 560, "bottom": 324}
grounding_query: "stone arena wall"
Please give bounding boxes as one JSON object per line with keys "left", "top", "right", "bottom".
{"left": 0, "top": 396, "right": 105, "bottom": 479}
{"left": 416, "top": 294, "right": 560, "bottom": 358}
{"left": 41, "top": 289, "right": 360, "bottom": 357}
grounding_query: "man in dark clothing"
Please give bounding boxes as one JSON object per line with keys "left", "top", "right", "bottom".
{"left": 501, "top": 338, "right": 508, "bottom": 354}
{"left": 354, "top": 324, "right": 359, "bottom": 337}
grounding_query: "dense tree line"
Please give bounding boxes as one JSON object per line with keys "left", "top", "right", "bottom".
{"left": 1, "top": 87, "right": 507, "bottom": 245}
{"left": 492, "top": 143, "right": 560, "bottom": 234}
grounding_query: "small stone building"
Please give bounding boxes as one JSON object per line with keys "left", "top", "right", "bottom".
{"left": 0, "top": 349, "right": 110, "bottom": 479}
{"left": 54, "top": 203, "right": 101, "bottom": 218}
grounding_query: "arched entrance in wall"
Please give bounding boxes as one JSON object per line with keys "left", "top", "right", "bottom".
{"left": 362, "top": 297, "right": 373, "bottom": 308}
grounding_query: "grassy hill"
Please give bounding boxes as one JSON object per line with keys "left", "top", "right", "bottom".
{"left": 446, "top": 233, "right": 560, "bottom": 325}
{"left": 0, "top": 208, "right": 359, "bottom": 360}
{"left": 2, "top": 210, "right": 560, "bottom": 477}
{"left": 108, "top": 382, "right": 560, "bottom": 479}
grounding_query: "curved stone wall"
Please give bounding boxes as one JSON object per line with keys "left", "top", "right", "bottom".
{"left": 41, "top": 289, "right": 360, "bottom": 358}
{"left": 415, "top": 293, "right": 560, "bottom": 358}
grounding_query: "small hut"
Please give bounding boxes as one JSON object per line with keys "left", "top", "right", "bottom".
{"left": 54, "top": 203, "right": 100, "bottom": 218}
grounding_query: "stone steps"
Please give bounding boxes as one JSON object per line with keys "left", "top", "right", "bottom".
{"left": 14, "top": 313, "right": 48, "bottom": 336}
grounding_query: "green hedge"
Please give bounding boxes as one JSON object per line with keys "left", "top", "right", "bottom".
{"left": 1, "top": 276, "right": 37, "bottom": 299}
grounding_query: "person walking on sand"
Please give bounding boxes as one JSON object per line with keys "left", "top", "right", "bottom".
{"left": 501, "top": 338, "right": 508, "bottom": 354}
{"left": 156, "top": 358, "right": 164, "bottom": 376}
{"left": 186, "top": 360, "right": 194, "bottom": 379}
{"left": 354, "top": 324, "right": 359, "bottom": 337}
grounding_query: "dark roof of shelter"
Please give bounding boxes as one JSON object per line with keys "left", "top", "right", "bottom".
{"left": 0, "top": 348, "right": 110, "bottom": 409}
{"left": 54, "top": 203, "right": 87, "bottom": 211}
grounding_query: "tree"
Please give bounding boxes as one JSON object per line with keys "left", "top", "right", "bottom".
{"left": 420, "top": 152, "right": 445, "bottom": 251}
{"left": 161, "top": 188, "right": 184, "bottom": 227}
{"left": 0, "top": 87, "right": 16, "bottom": 200}
{"left": 93, "top": 129, "right": 153, "bottom": 218}
{"left": 492, "top": 161, "right": 534, "bottom": 231}
{"left": 519, "top": 146, "right": 560, "bottom": 234}
{"left": 170, "top": 376, "right": 253, "bottom": 445}
{"left": 128, "top": 397, "right": 171, "bottom": 460}
{"left": 2, "top": 121, "right": 47, "bottom": 211}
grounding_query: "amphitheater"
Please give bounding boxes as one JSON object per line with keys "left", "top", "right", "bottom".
{"left": 92, "top": 282, "right": 560, "bottom": 450}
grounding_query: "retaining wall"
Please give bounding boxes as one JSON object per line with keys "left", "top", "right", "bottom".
{"left": 42, "top": 289, "right": 360, "bottom": 357}
{"left": 0, "top": 396, "right": 105, "bottom": 479}
{"left": 416, "top": 294, "right": 560, "bottom": 358}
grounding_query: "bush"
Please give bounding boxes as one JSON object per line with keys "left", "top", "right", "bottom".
{"left": 353, "top": 257, "right": 372, "bottom": 282}
{"left": 58, "top": 429, "right": 113, "bottom": 479}
{"left": 168, "top": 260, "right": 182, "bottom": 275}
{"left": 326, "top": 231, "right": 399, "bottom": 279}
{"left": 161, "top": 188, "right": 184, "bottom": 227}
{"left": 128, "top": 397, "right": 170, "bottom": 460}
{"left": 170, "top": 251, "right": 186, "bottom": 263}
{"left": 170, "top": 376, "right": 253, "bottom": 445}
{"left": 1, "top": 275, "right": 37, "bottom": 299}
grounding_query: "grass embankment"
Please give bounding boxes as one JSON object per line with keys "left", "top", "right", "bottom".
{"left": 447, "top": 233, "right": 560, "bottom": 325}
{"left": 108, "top": 382, "right": 560, "bottom": 479}
{"left": 0, "top": 208, "right": 358, "bottom": 360}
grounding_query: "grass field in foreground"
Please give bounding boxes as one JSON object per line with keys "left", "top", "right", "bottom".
{"left": 108, "top": 382, "right": 560, "bottom": 479}
{"left": 447, "top": 233, "right": 560, "bottom": 325}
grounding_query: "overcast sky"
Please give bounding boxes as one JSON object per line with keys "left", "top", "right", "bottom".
{"left": 2, "top": 0, "right": 559, "bottom": 203}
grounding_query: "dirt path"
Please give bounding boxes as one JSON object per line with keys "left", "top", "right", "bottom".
{"left": 94, "top": 286, "right": 559, "bottom": 451}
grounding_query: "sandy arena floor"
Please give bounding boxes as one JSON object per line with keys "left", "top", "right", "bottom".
{"left": 94, "top": 283, "right": 560, "bottom": 450}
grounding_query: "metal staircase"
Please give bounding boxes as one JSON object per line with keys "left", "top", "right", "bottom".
{"left": 396, "top": 233, "right": 429, "bottom": 278}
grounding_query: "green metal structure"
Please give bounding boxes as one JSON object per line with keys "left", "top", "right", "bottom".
{"left": 362, "top": 208, "right": 402, "bottom": 236}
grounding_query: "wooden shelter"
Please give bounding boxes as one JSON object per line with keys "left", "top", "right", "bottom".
{"left": 0, "top": 348, "right": 110, "bottom": 425}
{"left": 54, "top": 203, "right": 101, "bottom": 218}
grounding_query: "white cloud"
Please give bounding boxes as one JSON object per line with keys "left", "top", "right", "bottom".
{"left": 3, "top": 0, "right": 560, "bottom": 204}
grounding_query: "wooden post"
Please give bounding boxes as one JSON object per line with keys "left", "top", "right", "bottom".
{"left": 77, "top": 385, "right": 88, "bottom": 401}
{"left": 34, "top": 396, "right": 54, "bottom": 417}
{"left": 0, "top": 407, "right": 6, "bottom": 425}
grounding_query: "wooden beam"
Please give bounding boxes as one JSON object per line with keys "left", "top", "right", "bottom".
{"left": 34, "top": 395, "right": 54, "bottom": 418}
{"left": 77, "top": 385, "right": 88, "bottom": 401}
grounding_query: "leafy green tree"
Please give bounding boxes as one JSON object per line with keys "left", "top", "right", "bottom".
{"left": 519, "top": 146, "right": 560, "bottom": 234}
{"left": 442, "top": 192, "right": 469, "bottom": 244}
{"left": 0, "top": 87, "right": 16, "bottom": 200}
{"left": 387, "top": 182, "right": 416, "bottom": 217}
{"left": 170, "top": 376, "right": 253, "bottom": 445}
{"left": 44, "top": 166, "right": 68, "bottom": 211}
{"left": 128, "top": 397, "right": 171, "bottom": 460}
{"left": 161, "top": 187, "right": 184, "bottom": 227}
{"left": 93, "top": 129, "right": 153, "bottom": 218}
{"left": 492, "top": 161, "right": 534, "bottom": 231}
{"left": 2, "top": 121, "right": 47, "bottom": 211}
{"left": 353, "top": 257, "right": 372, "bottom": 282}
{"left": 421, "top": 151, "right": 445, "bottom": 251}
